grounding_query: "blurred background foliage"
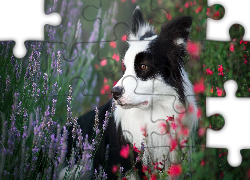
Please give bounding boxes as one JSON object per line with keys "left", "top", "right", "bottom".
{"left": 1, "top": 0, "right": 250, "bottom": 179}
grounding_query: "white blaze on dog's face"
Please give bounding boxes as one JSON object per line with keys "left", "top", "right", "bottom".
{"left": 112, "top": 6, "right": 193, "bottom": 109}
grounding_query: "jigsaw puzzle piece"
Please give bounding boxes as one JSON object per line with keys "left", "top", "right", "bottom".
{"left": 44, "top": 0, "right": 104, "bottom": 61}
{"left": 151, "top": 0, "right": 225, "bottom": 41}
{"left": 206, "top": 80, "right": 250, "bottom": 167}
{"left": 207, "top": 0, "right": 250, "bottom": 41}
{"left": 0, "top": 0, "right": 61, "bottom": 59}
{"left": 82, "top": 1, "right": 169, "bottom": 43}
{"left": 202, "top": 148, "right": 250, "bottom": 179}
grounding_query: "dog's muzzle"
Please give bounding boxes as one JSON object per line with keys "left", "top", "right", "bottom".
{"left": 111, "top": 86, "right": 124, "bottom": 100}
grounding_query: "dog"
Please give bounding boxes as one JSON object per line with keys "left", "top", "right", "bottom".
{"left": 59, "top": 6, "right": 198, "bottom": 180}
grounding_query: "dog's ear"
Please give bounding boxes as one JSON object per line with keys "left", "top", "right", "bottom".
{"left": 158, "top": 16, "right": 192, "bottom": 46}
{"left": 128, "top": 6, "right": 154, "bottom": 41}
{"left": 131, "top": 6, "right": 145, "bottom": 36}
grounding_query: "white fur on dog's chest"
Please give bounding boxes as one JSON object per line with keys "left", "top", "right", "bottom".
{"left": 114, "top": 100, "right": 178, "bottom": 164}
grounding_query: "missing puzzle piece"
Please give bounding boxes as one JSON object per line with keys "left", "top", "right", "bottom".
{"left": 206, "top": 80, "right": 250, "bottom": 167}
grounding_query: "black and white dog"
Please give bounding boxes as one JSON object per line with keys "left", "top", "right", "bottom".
{"left": 59, "top": 6, "right": 198, "bottom": 180}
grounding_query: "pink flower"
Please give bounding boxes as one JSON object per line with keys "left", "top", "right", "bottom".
{"left": 141, "top": 125, "right": 147, "bottom": 137}
{"left": 100, "top": 89, "right": 105, "bottom": 94}
{"left": 244, "top": 55, "right": 248, "bottom": 64}
{"left": 150, "top": 173, "right": 157, "bottom": 180}
{"left": 206, "top": 8, "right": 210, "bottom": 16}
{"left": 103, "top": 84, "right": 110, "bottom": 91}
{"left": 112, "top": 53, "right": 120, "bottom": 61}
{"left": 100, "top": 59, "right": 107, "bottom": 66}
{"left": 120, "top": 144, "right": 129, "bottom": 158}
{"left": 197, "top": 107, "right": 202, "bottom": 118}
{"left": 206, "top": 68, "right": 213, "bottom": 75}
{"left": 166, "top": 115, "right": 174, "bottom": 121}
{"left": 216, "top": 87, "right": 223, "bottom": 96}
{"left": 112, "top": 165, "right": 118, "bottom": 173}
{"left": 181, "top": 127, "right": 189, "bottom": 136}
{"left": 187, "top": 41, "right": 199, "bottom": 56}
{"left": 171, "top": 122, "right": 177, "bottom": 130}
{"left": 214, "top": 11, "right": 220, "bottom": 17}
{"left": 133, "top": 143, "right": 140, "bottom": 153}
{"left": 198, "top": 127, "right": 205, "bottom": 136}
{"left": 103, "top": 77, "right": 108, "bottom": 83}
{"left": 179, "top": 8, "right": 183, "bottom": 12}
{"left": 166, "top": 13, "right": 172, "bottom": 20}
{"left": 193, "top": 78, "right": 205, "bottom": 94}
{"left": 239, "top": 37, "right": 248, "bottom": 45}
{"left": 218, "top": 65, "right": 223, "bottom": 72}
{"left": 200, "top": 159, "right": 205, "bottom": 166}
{"left": 177, "top": 113, "right": 185, "bottom": 123}
{"left": 158, "top": 121, "right": 167, "bottom": 134}
{"left": 170, "top": 138, "right": 177, "bottom": 152}
{"left": 180, "top": 139, "right": 188, "bottom": 147}
{"left": 168, "top": 164, "right": 182, "bottom": 177}
{"left": 185, "top": 2, "right": 189, "bottom": 8}
{"left": 218, "top": 65, "right": 224, "bottom": 76}
{"left": 131, "top": 0, "right": 136, "bottom": 3}
{"left": 195, "top": 6, "right": 202, "bottom": 13}
{"left": 229, "top": 45, "right": 234, "bottom": 52}
{"left": 121, "top": 34, "right": 127, "bottom": 41}
{"left": 110, "top": 41, "right": 116, "bottom": 48}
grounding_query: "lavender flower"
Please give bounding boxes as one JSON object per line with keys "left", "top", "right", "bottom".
{"left": 5, "top": 75, "right": 10, "bottom": 92}
{"left": 51, "top": 99, "right": 57, "bottom": 116}
{"left": 105, "top": 144, "right": 109, "bottom": 161}
{"left": 103, "top": 111, "right": 110, "bottom": 132}
{"left": 48, "top": 134, "right": 54, "bottom": 160}
{"left": 57, "top": 51, "right": 62, "bottom": 75}
{"left": 94, "top": 107, "right": 99, "bottom": 133}
{"left": 75, "top": 19, "right": 81, "bottom": 40}
{"left": 17, "top": 101, "right": 22, "bottom": 115}
{"left": 59, "top": 126, "right": 68, "bottom": 168}
{"left": 119, "top": 166, "right": 124, "bottom": 177}
{"left": 56, "top": 124, "right": 61, "bottom": 152}
{"left": 42, "top": 73, "right": 48, "bottom": 96}
{"left": 69, "top": 148, "right": 76, "bottom": 171}
{"left": 72, "top": 117, "right": 78, "bottom": 139}
{"left": 67, "top": 85, "right": 73, "bottom": 126}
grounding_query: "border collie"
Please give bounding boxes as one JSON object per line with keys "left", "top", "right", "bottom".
{"left": 59, "top": 6, "right": 198, "bottom": 180}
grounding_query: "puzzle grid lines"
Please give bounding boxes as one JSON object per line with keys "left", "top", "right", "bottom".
{"left": 0, "top": 0, "right": 250, "bottom": 179}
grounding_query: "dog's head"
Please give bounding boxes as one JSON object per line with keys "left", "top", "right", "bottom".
{"left": 112, "top": 6, "right": 192, "bottom": 109}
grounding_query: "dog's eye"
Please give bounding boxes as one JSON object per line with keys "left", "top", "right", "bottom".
{"left": 140, "top": 64, "right": 147, "bottom": 70}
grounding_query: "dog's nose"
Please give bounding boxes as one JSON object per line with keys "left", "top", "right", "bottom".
{"left": 111, "top": 86, "right": 123, "bottom": 100}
